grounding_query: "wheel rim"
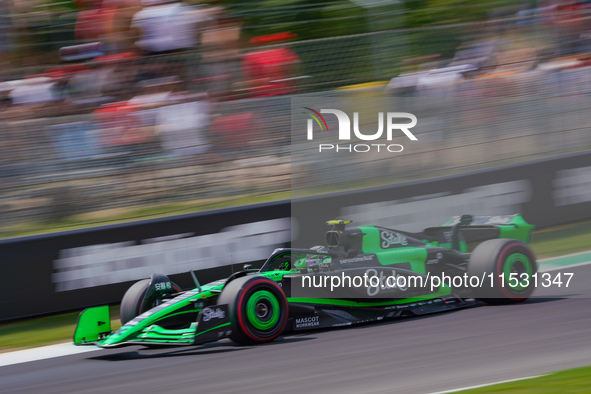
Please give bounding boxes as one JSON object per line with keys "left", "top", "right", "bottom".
{"left": 246, "top": 290, "right": 280, "bottom": 331}
{"left": 503, "top": 252, "right": 533, "bottom": 291}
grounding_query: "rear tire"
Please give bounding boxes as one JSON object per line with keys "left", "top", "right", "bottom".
{"left": 469, "top": 239, "right": 537, "bottom": 304}
{"left": 217, "top": 276, "right": 288, "bottom": 345}
{"left": 120, "top": 279, "right": 181, "bottom": 325}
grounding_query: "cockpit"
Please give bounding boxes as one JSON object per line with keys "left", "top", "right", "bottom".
{"left": 259, "top": 248, "right": 333, "bottom": 273}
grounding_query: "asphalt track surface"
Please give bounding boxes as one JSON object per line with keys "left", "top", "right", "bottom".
{"left": 1, "top": 264, "right": 590, "bottom": 394}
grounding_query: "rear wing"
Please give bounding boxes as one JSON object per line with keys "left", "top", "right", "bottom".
{"left": 442, "top": 214, "right": 527, "bottom": 227}
{"left": 424, "top": 214, "right": 535, "bottom": 246}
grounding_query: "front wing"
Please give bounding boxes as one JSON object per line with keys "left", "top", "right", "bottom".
{"left": 74, "top": 304, "right": 231, "bottom": 348}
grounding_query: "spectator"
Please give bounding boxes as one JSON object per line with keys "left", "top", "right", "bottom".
{"left": 94, "top": 76, "right": 184, "bottom": 158}
{"left": 0, "top": 83, "right": 12, "bottom": 109}
{"left": 109, "top": 0, "right": 142, "bottom": 53}
{"left": 94, "top": 52, "right": 140, "bottom": 101}
{"left": 551, "top": 0, "right": 591, "bottom": 55}
{"left": 75, "top": 0, "right": 117, "bottom": 44}
{"left": 198, "top": 4, "right": 242, "bottom": 100}
{"left": 10, "top": 1, "right": 54, "bottom": 67}
{"left": 242, "top": 32, "right": 300, "bottom": 98}
{"left": 155, "top": 97, "right": 211, "bottom": 157}
{"left": 94, "top": 101, "right": 137, "bottom": 158}
{"left": 0, "top": 1, "right": 15, "bottom": 78}
{"left": 209, "top": 112, "right": 262, "bottom": 156}
{"left": 50, "top": 52, "right": 136, "bottom": 110}
{"left": 131, "top": 0, "right": 203, "bottom": 55}
{"left": 131, "top": 0, "right": 205, "bottom": 87}
{"left": 44, "top": 64, "right": 87, "bottom": 111}
{"left": 128, "top": 76, "right": 182, "bottom": 106}
{"left": 9, "top": 76, "right": 58, "bottom": 106}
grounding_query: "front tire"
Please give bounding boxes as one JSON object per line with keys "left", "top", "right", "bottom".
{"left": 469, "top": 239, "right": 537, "bottom": 304}
{"left": 120, "top": 279, "right": 181, "bottom": 325}
{"left": 217, "top": 276, "right": 288, "bottom": 345}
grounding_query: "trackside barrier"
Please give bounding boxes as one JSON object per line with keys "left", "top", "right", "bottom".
{"left": 1, "top": 150, "right": 590, "bottom": 321}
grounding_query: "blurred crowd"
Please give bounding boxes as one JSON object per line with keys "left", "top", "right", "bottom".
{"left": 2, "top": 0, "right": 591, "bottom": 230}
{"left": 0, "top": 0, "right": 302, "bottom": 173}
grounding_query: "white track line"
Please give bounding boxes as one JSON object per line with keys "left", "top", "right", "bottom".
{"left": 0, "top": 342, "right": 101, "bottom": 367}
{"left": 539, "top": 260, "right": 591, "bottom": 272}
{"left": 538, "top": 249, "right": 591, "bottom": 262}
{"left": 430, "top": 374, "right": 547, "bottom": 393}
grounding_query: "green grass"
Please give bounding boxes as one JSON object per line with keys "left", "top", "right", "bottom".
{"left": 459, "top": 366, "right": 591, "bottom": 393}
{"left": 0, "top": 218, "right": 590, "bottom": 353}
{"left": 530, "top": 219, "right": 591, "bottom": 259}
{"left": 1, "top": 191, "right": 291, "bottom": 239}
{"left": 0, "top": 307, "right": 121, "bottom": 353}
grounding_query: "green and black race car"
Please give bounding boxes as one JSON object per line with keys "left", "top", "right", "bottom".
{"left": 74, "top": 214, "right": 537, "bottom": 348}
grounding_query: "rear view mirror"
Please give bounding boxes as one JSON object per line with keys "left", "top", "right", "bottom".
{"left": 460, "top": 215, "right": 473, "bottom": 226}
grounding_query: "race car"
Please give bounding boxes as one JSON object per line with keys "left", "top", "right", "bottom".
{"left": 74, "top": 214, "right": 537, "bottom": 348}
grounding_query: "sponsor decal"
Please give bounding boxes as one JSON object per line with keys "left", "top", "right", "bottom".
{"left": 447, "top": 215, "right": 513, "bottom": 226}
{"left": 120, "top": 290, "right": 201, "bottom": 330}
{"left": 339, "top": 255, "right": 375, "bottom": 264}
{"left": 202, "top": 307, "right": 226, "bottom": 322}
{"left": 365, "top": 268, "right": 409, "bottom": 297}
{"left": 426, "top": 252, "right": 444, "bottom": 265}
{"left": 442, "top": 231, "right": 453, "bottom": 243}
{"left": 52, "top": 218, "right": 290, "bottom": 291}
{"left": 380, "top": 230, "right": 408, "bottom": 248}
{"left": 483, "top": 216, "right": 512, "bottom": 224}
{"left": 553, "top": 166, "right": 591, "bottom": 206}
{"left": 154, "top": 282, "right": 172, "bottom": 291}
{"left": 295, "top": 316, "right": 320, "bottom": 328}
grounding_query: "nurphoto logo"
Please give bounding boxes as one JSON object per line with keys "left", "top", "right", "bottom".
{"left": 304, "top": 108, "right": 418, "bottom": 153}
